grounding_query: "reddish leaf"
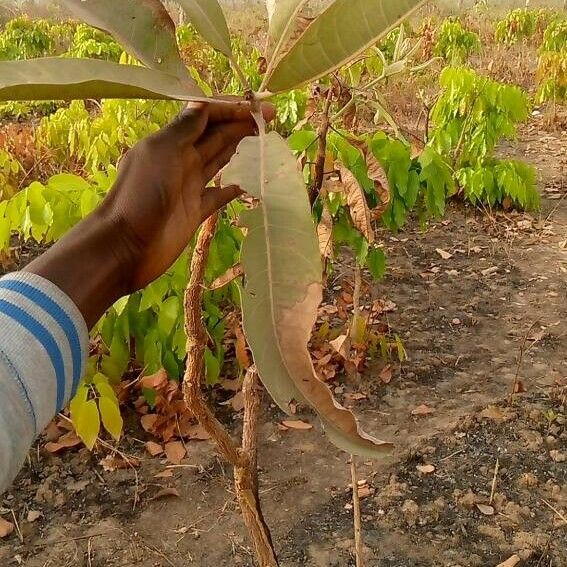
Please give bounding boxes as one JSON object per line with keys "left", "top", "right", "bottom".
{"left": 145, "top": 441, "right": 164, "bottom": 456}
{"left": 0, "top": 517, "right": 14, "bottom": 538}
{"left": 281, "top": 419, "right": 313, "bottom": 430}
{"left": 164, "top": 441, "right": 186, "bottom": 465}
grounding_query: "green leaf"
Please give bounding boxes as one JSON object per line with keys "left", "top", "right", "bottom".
{"left": 222, "top": 131, "right": 392, "bottom": 458}
{"left": 93, "top": 373, "right": 119, "bottom": 405}
{"left": 61, "top": 0, "right": 189, "bottom": 79}
{"left": 367, "top": 248, "right": 387, "bottom": 281}
{"left": 0, "top": 58, "right": 206, "bottom": 103}
{"left": 74, "top": 399, "right": 100, "bottom": 450}
{"left": 204, "top": 347, "right": 221, "bottom": 384}
{"left": 266, "top": 0, "right": 426, "bottom": 92}
{"left": 157, "top": 296, "right": 181, "bottom": 336}
{"left": 98, "top": 397, "right": 123, "bottom": 442}
{"left": 176, "top": 0, "right": 232, "bottom": 57}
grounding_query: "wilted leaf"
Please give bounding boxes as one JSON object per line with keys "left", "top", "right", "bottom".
{"left": 235, "top": 324, "right": 251, "bottom": 369}
{"left": 281, "top": 419, "right": 313, "bottom": 430}
{"left": 0, "top": 517, "right": 14, "bottom": 538}
{"left": 141, "top": 413, "right": 159, "bottom": 433}
{"left": 140, "top": 369, "right": 169, "bottom": 390}
{"left": 0, "top": 59, "right": 206, "bottom": 103}
{"left": 177, "top": 0, "right": 232, "bottom": 57}
{"left": 317, "top": 205, "right": 334, "bottom": 258}
{"left": 479, "top": 405, "right": 508, "bottom": 423}
{"left": 435, "top": 248, "right": 453, "bottom": 260}
{"left": 379, "top": 364, "right": 393, "bottom": 384}
{"left": 100, "top": 454, "right": 141, "bottom": 471}
{"left": 266, "top": 0, "right": 426, "bottom": 92}
{"left": 496, "top": 556, "right": 521, "bottom": 567}
{"left": 330, "top": 334, "right": 350, "bottom": 358}
{"left": 154, "top": 469, "right": 174, "bottom": 479}
{"left": 416, "top": 464, "right": 436, "bottom": 474}
{"left": 411, "top": 404, "right": 435, "bottom": 416}
{"left": 145, "top": 441, "right": 164, "bottom": 457}
{"left": 221, "top": 391, "right": 245, "bottom": 412}
{"left": 339, "top": 165, "right": 374, "bottom": 243}
{"left": 185, "top": 424, "right": 211, "bottom": 441}
{"left": 45, "top": 431, "right": 82, "bottom": 453}
{"left": 27, "top": 510, "right": 41, "bottom": 523}
{"left": 222, "top": 132, "right": 392, "bottom": 458}
{"left": 165, "top": 441, "right": 186, "bottom": 465}
{"left": 476, "top": 503, "right": 495, "bottom": 516}
{"left": 209, "top": 263, "right": 244, "bottom": 290}
{"left": 61, "top": 0, "right": 189, "bottom": 79}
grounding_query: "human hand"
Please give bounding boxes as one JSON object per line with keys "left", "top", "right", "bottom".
{"left": 26, "top": 101, "right": 274, "bottom": 327}
{"left": 101, "top": 100, "right": 275, "bottom": 291}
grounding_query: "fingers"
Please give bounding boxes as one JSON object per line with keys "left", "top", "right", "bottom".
{"left": 195, "top": 120, "right": 256, "bottom": 163}
{"left": 155, "top": 103, "right": 209, "bottom": 146}
{"left": 202, "top": 142, "right": 239, "bottom": 181}
{"left": 206, "top": 100, "right": 276, "bottom": 124}
{"left": 201, "top": 185, "right": 243, "bottom": 218}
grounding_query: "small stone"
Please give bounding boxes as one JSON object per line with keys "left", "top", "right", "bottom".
{"left": 517, "top": 473, "right": 538, "bottom": 489}
{"left": 401, "top": 499, "right": 419, "bottom": 527}
{"left": 549, "top": 450, "right": 565, "bottom": 463}
{"left": 545, "top": 435, "right": 558, "bottom": 448}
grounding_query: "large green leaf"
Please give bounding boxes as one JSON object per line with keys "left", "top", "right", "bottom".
{"left": 222, "top": 131, "right": 392, "bottom": 458}
{"left": 265, "top": 0, "right": 427, "bottom": 93}
{"left": 0, "top": 58, "right": 207, "bottom": 102}
{"left": 265, "top": 0, "right": 309, "bottom": 60}
{"left": 176, "top": 0, "right": 232, "bottom": 57}
{"left": 61, "top": 0, "right": 190, "bottom": 80}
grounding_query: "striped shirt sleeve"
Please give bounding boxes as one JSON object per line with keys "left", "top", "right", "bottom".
{"left": 0, "top": 271, "right": 89, "bottom": 495}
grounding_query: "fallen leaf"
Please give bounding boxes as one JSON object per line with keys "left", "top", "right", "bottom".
{"left": 411, "top": 404, "right": 435, "bottom": 416}
{"left": 435, "top": 248, "right": 453, "bottom": 260}
{"left": 379, "top": 365, "right": 393, "bottom": 384}
{"left": 496, "top": 555, "right": 521, "bottom": 567}
{"left": 164, "top": 441, "right": 186, "bottom": 465}
{"left": 0, "top": 517, "right": 14, "bottom": 538}
{"left": 481, "top": 266, "right": 499, "bottom": 277}
{"left": 140, "top": 414, "right": 159, "bottom": 433}
{"left": 45, "top": 432, "right": 82, "bottom": 453}
{"left": 281, "top": 420, "right": 313, "bottom": 430}
{"left": 220, "top": 378, "right": 241, "bottom": 392}
{"left": 27, "top": 510, "right": 41, "bottom": 523}
{"left": 344, "top": 392, "right": 368, "bottom": 402}
{"left": 476, "top": 503, "right": 495, "bottom": 516}
{"left": 186, "top": 424, "right": 211, "bottom": 441}
{"left": 145, "top": 441, "right": 164, "bottom": 457}
{"left": 514, "top": 381, "right": 527, "bottom": 394}
{"left": 479, "top": 405, "right": 508, "bottom": 423}
{"left": 416, "top": 464, "right": 436, "bottom": 474}
{"left": 100, "top": 454, "right": 140, "bottom": 471}
{"left": 330, "top": 334, "right": 350, "bottom": 358}
{"left": 154, "top": 469, "right": 174, "bottom": 479}
{"left": 139, "top": 369, "right": 168, "bottom": 390}
{"left": 220, "top": 391, "right": 245, "bottom": 412}
{"left": 151, "top": 487, "right": 180, "bottom": 500}
{"left": 357, "top": 485, "right": 372, "bottom": 499}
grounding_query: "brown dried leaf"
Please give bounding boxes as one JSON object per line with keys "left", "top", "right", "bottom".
{"left": 45, "top": 432, "right": 82, "bottom": 453}
{"left": 379, "top": 365, "right": 393, "bottom": 384}
{"left": 339, "top": 165, "right": 374, "bottom": 243}
{"left": 435, "top": 248, "right": 453, "bottom": 260}
{"left": 209, "top": 263, "right": 244, "bottom": 290}
{"left": 0, "top": 517, "right": 14, "bottom": 538}
{"left": 145, "top": 441, "right": 164, "bottom": 457}
{"left": 235, "top": 324, "right": 251, "bottom": 369}
{"left": 479, "top": 406, "right": 508, "bottom": 423}
{"left": 140, "top": 414, "right": 159, "bottom": 433}
{"left": 496, "top": 556, "right": 521, "bottom": 567}
{"left": 416, "top": 464, "right": 436, "bottom": 474}
{"left": 185, "top": 424, "right": 211, "bottom": 441}
{"left": 411, "top": 404, "right": 435, "bottom": 416}
{"left": 100, "top": 454, "right": 141, "bottom": 472}
{"left": 139, "top": 370, "right": 168, "bottom": 390}
{"left": 330, "top": 334, "right": 350, "bottom": 359}
{"left": 164, "top": 441, "right": 186, "bottom": 465}
{"left": 154, "top": 469, "right": 174, "bottom": 479}
{"left": 317, "top": 205, "right": 334, "bottom": 259}
{"left": 281, "top": 419, "right": 313, "bottom": 430}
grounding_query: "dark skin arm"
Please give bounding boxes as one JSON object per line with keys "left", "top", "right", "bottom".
{"left": 24, "top": 101, "right": 274, "bottom": 327}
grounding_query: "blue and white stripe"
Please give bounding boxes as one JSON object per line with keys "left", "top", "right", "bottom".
{"left": 0, "top": 271, "right": 89, "bottom": 494}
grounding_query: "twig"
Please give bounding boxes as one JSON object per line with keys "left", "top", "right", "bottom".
{"left": 541, "top": 499, "right": 567, "bottom": 526}
{"left": 489, "top": 458, "right": 499, "bottom": 506}
{"left": 509, "top": 321, "right": 538, "bottom": 405}
{"left": 350, "top": 456, "right": 365, "bottom": 567}
{"left": 32, "top": 532, "right": 114, "bottom": 547}
{"left": 308, "top": 88, "right": 334, "bottom": 206}
{"left": 182, "top": 213, "right": 245, "bottom": 469}
{"left": 10, "top": 509, "right": 23, "bottom": 543}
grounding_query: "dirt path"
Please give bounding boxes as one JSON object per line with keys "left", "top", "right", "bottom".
{"left": 0, "top": 122, "right": 565, "bottom": 567}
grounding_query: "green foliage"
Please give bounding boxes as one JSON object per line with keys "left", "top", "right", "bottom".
{"left": 537, "top": 18, "right": 566, "bottom": 104}
{"left": 66, "top": 24, "right": 122, "bottom": 62}
{"left": 431, "top": 67, "right": 538, "bottom": 210}
{"left": 0, "top": 16, "right": 57, "bottom": 60}
{"left": 0, "top": 148, "right": 22, "bottom": 200}
{"left": 71, "top": 373, "right": 122, "bottom": 448}
{"left": 0, "top": 100, "right": 60, "bottom": 120}
{"left": 37, "top": 98, "right": 182, "bottom": 173}
{"left": 433, "top": 18, "right": 481, "bottom": 64}
{"left": 495, "top": 9, "right": 550, "bottom": 45}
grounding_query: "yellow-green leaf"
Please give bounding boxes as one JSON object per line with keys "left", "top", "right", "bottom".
{"left": 222, "top": 132, "right": 392, "bottom": 458}
{"left": 176, "top": 0, "right": 232, "bottom": 57}
{"left": 93, "top": 373, "right": 119, "bottom": 406}
{"left": 266, "top": 0, "right": 426, "bottom": 92}
{"left": 70, "top": 382, "right": 89, "bottom": 428}
{"left": 75, "top": 400, "right": 100, "bottom": 451}
{"left": 0, "top": 58, "right": 206, "bottom": 102}
{"left": 61, "top": 0, "right": 189, "bottom": 79}
{"left": 98, "top": 397, "right": 123, "bottom": 442}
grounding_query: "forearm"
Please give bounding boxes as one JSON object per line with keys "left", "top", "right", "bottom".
{"left": 23, "top": 208, "right": 135, "bottom": 329}
{"left": 0, "top": 271, "right": 89, "bottom": 494}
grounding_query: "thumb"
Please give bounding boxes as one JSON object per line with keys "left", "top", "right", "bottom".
{"left": 201, "top": 185, "right": 244, "bottom": 218}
